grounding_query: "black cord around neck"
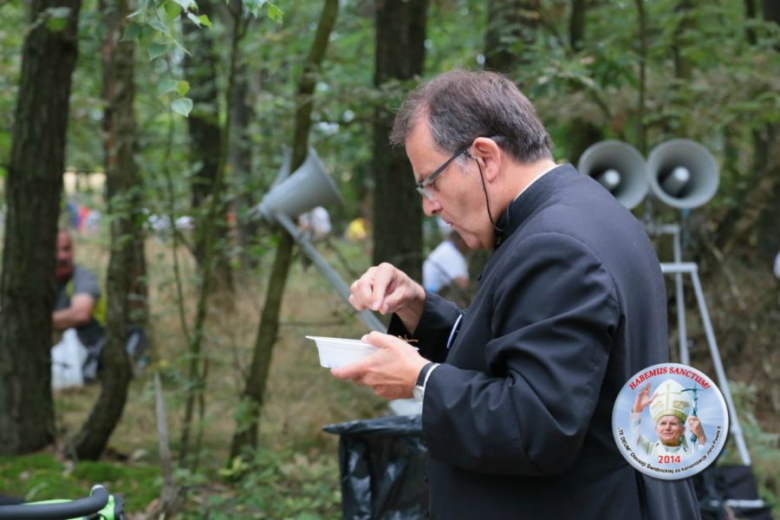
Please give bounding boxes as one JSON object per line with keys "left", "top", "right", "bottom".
{"left": 467, "top": 152, "right": 504, "bottom": 236}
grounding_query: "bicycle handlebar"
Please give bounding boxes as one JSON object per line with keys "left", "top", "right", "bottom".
{"left": 0, "top": 485, "right": 109, "bottom": 519}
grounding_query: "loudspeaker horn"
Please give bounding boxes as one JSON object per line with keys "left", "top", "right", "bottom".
{"left": 647, "top": 139, "right": 719, "bottom": 209}
{"left": 257, "top": 147, "right": 343, "bottom": 221}
{"left": 270, "top": 145, "right": 292, "bottom": 189}
{"left": 577, "top": 140, "right": 649, "bottom": 210}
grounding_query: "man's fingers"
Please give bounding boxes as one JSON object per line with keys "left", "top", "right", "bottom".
{"left": 362, "top": 331, "right": 392, "bottom": 348}
{"left": 354, "top": 278, "right": 376, "bottom": 308}
{"left": 381, "top": 286, "right": 408, "bottom": 314}
{"left": 362, "top": 331, "right": 412, "bottom": 352}
{"left": 371, "top": 264, "right": 399, "bottom": 312}
{"left": 331, "top": 359, "right": 367, "bottom": 380}
{"left": 348, "top": 293, "right": 366, "bottom": 311}
{"left": 349, "top": 268, "right": 378, "bottom": 310}
{"left": 348, "top": 263, "right": 408, "bottom": 314}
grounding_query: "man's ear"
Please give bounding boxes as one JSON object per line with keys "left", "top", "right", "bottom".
{"left": 471, "top": 137, "right": 502, "bottom": 182}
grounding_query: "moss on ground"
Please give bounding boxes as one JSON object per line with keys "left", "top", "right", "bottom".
{"left": 0, "top": 453, "right": 160, "bottom": 513}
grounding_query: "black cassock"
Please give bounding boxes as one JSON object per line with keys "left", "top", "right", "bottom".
{"left": 390, "top": 165, "right": 701, "bottom": 520}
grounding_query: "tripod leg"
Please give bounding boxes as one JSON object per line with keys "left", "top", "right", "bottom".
{"left": 673, "top": 230, "right": 690, "bottom": 364}
{"left": 690, "top": 269, "right": 751, "bottom": 465}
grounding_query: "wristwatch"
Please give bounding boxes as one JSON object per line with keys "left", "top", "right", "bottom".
{"left": 413, "top": 362, "right": 439, "bottom": 402}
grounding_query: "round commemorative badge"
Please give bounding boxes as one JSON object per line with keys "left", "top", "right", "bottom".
{"left": 612, "top": 363, "right": 729, "bottom": 480}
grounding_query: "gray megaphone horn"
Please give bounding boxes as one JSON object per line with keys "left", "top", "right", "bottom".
{"left": 647, "top": 139, "right": 719, "bottom": 209}
{"left": 577, "top": 140, "right": 649, "bottom": 210}
{"left": 256, "top": 147, "right": 343, "bottom": 221}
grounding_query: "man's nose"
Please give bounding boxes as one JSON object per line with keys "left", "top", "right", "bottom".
{"left": 422, "top": 196, "right": 441, "bottom": 217}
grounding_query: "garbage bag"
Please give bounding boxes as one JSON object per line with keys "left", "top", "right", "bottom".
{"left": 693, "top": 465, "right": 772, "bottom": 520}
{"left": 52, "top": 328, "right": 87, "bottom": 389}
{"left": 324, "top": 415, "right": 428, "bottom": 520}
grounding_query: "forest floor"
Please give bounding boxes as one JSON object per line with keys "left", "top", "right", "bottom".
{"left": 1, "top": 233, "right": 384, "bottom": 518}
{"left": 0, "top": 232, "right": 778, "bottom": 518}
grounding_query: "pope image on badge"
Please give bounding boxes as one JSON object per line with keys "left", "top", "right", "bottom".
{"left": 612, "top": 362, "right": 729, "bottom": 480}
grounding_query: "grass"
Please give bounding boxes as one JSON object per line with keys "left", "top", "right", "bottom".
{"left": 0, "top": 451, "right": 161, "bottom": 512}
{"left": 1, "top": 232, "right": 385, "bottom": 518}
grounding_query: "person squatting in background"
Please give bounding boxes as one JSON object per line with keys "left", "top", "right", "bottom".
{"left": 53, "top": 230, "right": 105, "bottom": 381}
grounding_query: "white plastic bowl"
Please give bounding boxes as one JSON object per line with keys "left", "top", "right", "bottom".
{"left": 306, "top": 336, "right": 379, "bottom": 368}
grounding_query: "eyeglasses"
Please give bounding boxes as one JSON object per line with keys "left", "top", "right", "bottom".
{"left": 415, "top": 148, "right": 469, "bottom": 201}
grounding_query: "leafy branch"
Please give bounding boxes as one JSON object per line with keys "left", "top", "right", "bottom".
{"left": 122, "top": 0, "right": 282, "bottom": 117}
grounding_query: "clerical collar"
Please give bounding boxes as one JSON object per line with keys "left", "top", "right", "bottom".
{"left": 514, "top": 163, "right": 557, "bottom": 202}
{"left": 493, "top": 164, "right": 575, "bottom": 249}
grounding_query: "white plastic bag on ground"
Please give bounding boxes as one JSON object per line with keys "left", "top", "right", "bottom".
{"left": 51, "top": 329, "right": 87, "bottom": 390}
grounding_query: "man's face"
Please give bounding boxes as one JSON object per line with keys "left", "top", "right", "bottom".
{"left": 405, "top": 120, "right": 493, "bottom": 250}
{"left": 655, "top": 415, "right": 685, "bottom": 446}
{"left": 56, "top": 231, "right": 74, "bottom": 282}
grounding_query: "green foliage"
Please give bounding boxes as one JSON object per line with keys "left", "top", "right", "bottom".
{"left": 114, "top": 0, "right": 281, "bottom": 120}
{"left": 232, "top": 397, "right": 261, "bottom": 435}
{"left": 188, "top": 448, "right": 341, "bottom": 519}
{"left": 171, "top": 96, "right": 194, "bottom": 117}
{"left": 241, "top": 0, "right": 282, "bottom": 21}
{"left": 2, "top": 0, "right": 778, "bottom": 516}
{"left": 43, "top": 7, "right": 72, "bottom": 32}
{"left": 186, "top": 12, "right": 212, "bottom": 28}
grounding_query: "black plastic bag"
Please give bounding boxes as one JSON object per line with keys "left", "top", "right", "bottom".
{"left": 324, "top": 415, "right": 428, "bottom": 520}
{"left": 693, "top": 465, "right": 773, "bottom": 520}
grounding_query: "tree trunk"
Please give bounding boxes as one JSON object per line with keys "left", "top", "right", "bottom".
{"left": 231, "top": 59, "right": 257, "bottom": 271}
{"left": 68, "top": 0, "right": 143, "bottom": 460}
{"left": 567, "top": 0, "right": 603, "bottom": 164}
{"left": 634, "top": 0, "right": 648, "bottom": 155}
{"left": 0, "top": 0, "right": 81, "bottom": 455}
{"left": 183, "top": 0, "right": 234, "bottom": 296}
{"left": 714, "top": 2, "right": 779, "bottom": 256}
{"left": 764, "top": 0, "right": 780, "bottom": 50}
{"left": 751, "top": 2, "right": 780, "bottom": 261}
{"left": 372, "top": 0, "right": 428, "bottom": 283}
{"left": 484, "top": 0, "right": 539, "bottom": 77}
{"left": 225, "top": 0, "right": 258, "bottom": 272}
{"left": 179, "top": 4, "right": 248, "bottom": 465}
{"left": 744, "top": 0, "right": 757, "bottom": 45}
{"left": 229, "top": 0, "right": 339, "bottom": 462}
{"left": 569, "top": 0, "right": 586, "bottom": 51}
{"left": 472, "top": 0, "right": 543, "bottom": 277}
{"left": 671, "top": 0, "right": 694, "bottom": 83}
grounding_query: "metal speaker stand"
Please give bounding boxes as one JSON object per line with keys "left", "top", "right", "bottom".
{"left": 654, "top": 224, "right": 751, "bottom": 466}
{"left": 273, "top": 212, "right": 386, "bottom": 333}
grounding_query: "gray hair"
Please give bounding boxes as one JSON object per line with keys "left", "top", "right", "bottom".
{"left": 390, "top": 70, "right": 553, "bottom": 164}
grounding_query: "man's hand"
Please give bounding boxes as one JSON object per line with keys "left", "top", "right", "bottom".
{"left": 633, "top": 383, "right": 655, "bottom": 413}
{"left": 349, "top": 263, "right": 425, "bottom": 332}
{"left": 687, "top": 416, "right": 706, "bottom": 444}
{"left": 331, "top": 331, "right": 430, "bottom": 400}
